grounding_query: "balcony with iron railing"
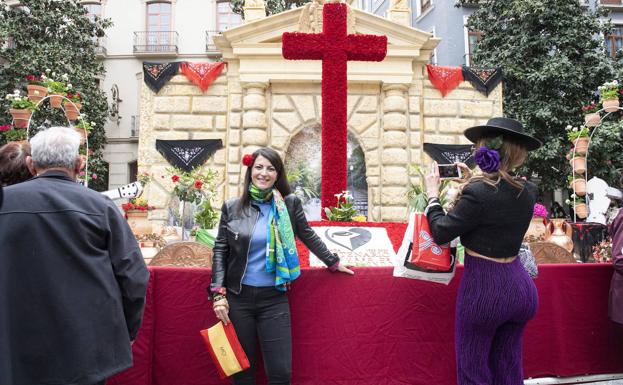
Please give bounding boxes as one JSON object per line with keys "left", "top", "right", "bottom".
{"left": 133, "top": 31, "right": 179, "bottom": 57}
{"left": 205, "top": 30, "right": 222, "bottom": 54}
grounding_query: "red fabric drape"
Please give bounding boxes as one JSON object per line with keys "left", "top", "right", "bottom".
{"left": 179, "top": 62, "right": 226, "bottom": 92}
{"left": 426, "top": 64, "right": 464, "bottom": 97}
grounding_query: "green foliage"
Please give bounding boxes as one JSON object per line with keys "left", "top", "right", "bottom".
{"left": 565, "top": 125, "right": 590, "bottom": 141}
{"left": 0, "top": 0, "right": 112, "bottom": 191}
{"left": 168, "top": 167, "right": 218, "bottom": 204}
{"left": 6, "top": 94, "right": 37, "bottom": 110}
{"left": 598, "top": 80, "right": 619, "bottom": 101}
{"left": 348, "top": 145, "right": 367, "bottom": 190}
{"left": 194, "top": 199, "right": 220, "bottom": 230}
{"left": 324, "top": 190, "right": 360, "bottom": 221}
{"left": 230, "top": 0, "right": 308, "bottom": 17}
{"left": 456, "top": 0, "right": 621, "bottom": 191}
{"left": 583, "top": 120, "right": 623, "bottom": 186}
{"left": 3, "top": 128, "right": 27, "bottom": 142}
{"left": 406, "top": 165, "right": 452, "bottom": 212}
{"left": 287, "top": 161, "right": 320, "bottom": 203}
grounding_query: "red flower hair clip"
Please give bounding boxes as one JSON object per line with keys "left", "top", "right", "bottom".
{"left": 242, "top": 154, "right": 254, "bottom": 167}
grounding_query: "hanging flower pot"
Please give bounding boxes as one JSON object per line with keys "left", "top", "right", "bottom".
{"left": 584, "top": 112, "right": 600, "bottom": 127}
{"left": 26, "top": 84, "right": 48, "bottom": 103}
{"left": 573, "top": 137, "right": 589, "bottom": 154}
{"left": 575, "top": 203, "right": 588, "bottom": 219}
{"left": 75, "top": 127, "right": 87, "bottom": 145}
{"left": 569, "top": 156, "right": 587, "bottom": 174}
{"left": 602, "top": 98, "right": 619, "bottom": 113}
{"left": 9, "top": 108, "right": 32, "bottom": 129}
{"left": 64, "top": 101, "right": 81, "bottom": 121}
{"left": 569, "top": 178, "right": 587, "bottom": 197}
{"left": 49, "top": 93, "right": 64, "bottom": 108}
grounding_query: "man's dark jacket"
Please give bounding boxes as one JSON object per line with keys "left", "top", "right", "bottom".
{"left": 0, "top": 171, "right": 150, "bottom": 385}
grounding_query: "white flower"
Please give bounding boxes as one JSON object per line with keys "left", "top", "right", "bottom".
{"left": 334, "top": 193, "right": 342, "bottom": 199}
{"left": 90, "top": 122, "right": 96, "bottom": 127}
{"left": 572, "top": 127, "right": 578, "bottom": 132}
{"left": 566, "top": 125, "right": 572, "bottom": 130}
{"left": 52, "top": 72, "right": 56, "bottom": 77}
{"left": 571, "top": 193, "right": 577, "bottom": 198}
{"left": 61, "top": 74, "right": 69, "bottom": 81}
{"left": 565, "top": 199, "right": 571, "bottom": 205}
{"left": 45, "top": 68, "right": 51, "bottom": 73}
{"left": 67, "top": 83, "right": 72, "bottom": 89}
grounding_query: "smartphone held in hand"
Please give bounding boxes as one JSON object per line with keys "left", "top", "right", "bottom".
{"left": 437, "top": 164, "right": 461, "bottom": 180}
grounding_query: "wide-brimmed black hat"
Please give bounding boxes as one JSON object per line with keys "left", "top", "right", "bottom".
{"left": 463, "top": 117, "right": 542, "bottom": 151}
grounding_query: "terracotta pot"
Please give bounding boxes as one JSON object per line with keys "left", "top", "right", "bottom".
{"left": 584, "top": 112, "right": 600, "bottom": 127}
{"left": 9, "top": 108, "right": 32, "bottom": 129}
{"left": 26, "top": 84, "right": 47, "bottom": 103}
{"left": 573, "top": 137, "right": 589, "bottom": 155}
{"left": 126, "top": 210, "right": 152, "bottom": 235}
{"left": 575, "top": 203, "right": 588, "bottom": 219}
{"left": 602, "top": 98, "right": 619, "bottom": 113}
{"left": 75, "top": 127, "right": 87, "bottom": 145}
{"left": 64, "top": 101, "right": 81, "bottom": 121}
{"left": 524, "top": 217, "right": 548, "bottom": 242}
{"left": 79, "top": 154, "right": 87, "bottom": 170}
{"left": 545, "top": 218, "right": 574, "bottom": 252}
{"left": 49, "top": 94, "right": 64, "bottom": 108}
{"left": 569, "top": 178, "right": 587, "bottom": 196}
{"left": 569, "top": 156, "right": 586, "bottom": 174}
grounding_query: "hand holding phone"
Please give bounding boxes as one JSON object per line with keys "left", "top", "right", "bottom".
{"left": 437, "top": 164, "right": 462, "bottom": 180}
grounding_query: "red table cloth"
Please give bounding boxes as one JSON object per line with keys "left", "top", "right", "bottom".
{"left": 108, "top": 263, "right": 623, "bottom": 385}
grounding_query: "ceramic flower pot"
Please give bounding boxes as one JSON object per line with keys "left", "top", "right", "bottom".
{"left": 573, "top": 137, "right": 589, "bottom": 155}
{"left": 545, "top": 218, "right": 574, "bottom": 252}
{"left": 49, "top": 93, "right": 64, "bottom": 109}
{"left": 75, "top": 127, "right": 87, "bottom": 145}
{"left": 569, "top": 178, "right": 587, "bottom": 196}
{"left": 9, "top": 108, "right": 32, "bottom": 129}
{"left": 584, "top": 112, "right": 600, "bottom": 127}
{"left": 569, "top": 156, "right": 586, "bottom": 174}
{"left": 26, "top": 84, "right": 47, "bottom": 103}
{"left": 602, "top": 98, "right": 619, "bottom": 113}
{"left": 64, "top": 101, "right": 81, "bottom": 121}
{"left": 126, "top": 210, "right": 152, "bottom": 236}
{"left": 524, "top": 217, "right": 548, "bottom": 242}
{"left": 575, "top": 203, "right": 588, "bottom": 219}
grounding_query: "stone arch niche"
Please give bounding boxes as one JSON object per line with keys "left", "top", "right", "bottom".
{"left": 284, "top": 122, "right": 368, "bottom": 220}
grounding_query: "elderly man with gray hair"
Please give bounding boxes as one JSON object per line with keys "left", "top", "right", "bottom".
{"left": 0, "top": 126, "right": 149, "bottom": 385}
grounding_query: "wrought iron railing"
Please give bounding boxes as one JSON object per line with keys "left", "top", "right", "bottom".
{"left": 133, "top": 31, "right": 179, "bottom": 54}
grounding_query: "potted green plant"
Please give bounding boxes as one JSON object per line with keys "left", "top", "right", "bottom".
{"left": 73, "top": 119, "right": 93, "bottom": 145}
{"left": 565, "top": 124, "right": 590, "bottom": 154}
{"left": 122, "top": 198, "right": 156, "bottom": 236}
{"left": 565, "top": 194, "right": 588, "bottom": 219}
{"left": 598, "top": 80, "right": 619, "bottom": 112}
{"left": 25, "top": 74, "right": 48, "bottom": 103}
{"left": 63, "top": 92, "right": 83, "bottom": 121}
{"left": 568, "top": 152, "right": 587, "bottom": 174}
{"left": 581, "top": 101, "right": 600, "bottom": 127}
{"left": 324, "top": 190, "right": 362, "bottom": 221}
{"left": 43, "top": 73, "right": 69, "bottom": 108}
{"left": 567, "top": 174, "right": 586, "bottom": 197}
{"left": 5, "top": 90, "right": 37, "bottom": 128}
{"left": 1, "top": 124, "right": 27, "bottom": 144}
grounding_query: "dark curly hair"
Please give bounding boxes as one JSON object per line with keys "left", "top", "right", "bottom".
{"left": 0, "top": 141, "right": 33, "bottom": 187}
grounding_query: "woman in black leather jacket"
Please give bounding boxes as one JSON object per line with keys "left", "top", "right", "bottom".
{"left": 425, "top": 117, "right": 542, "bottom": 385}
{"left": 209, "top": 147, "right": 353, "bottom": 385}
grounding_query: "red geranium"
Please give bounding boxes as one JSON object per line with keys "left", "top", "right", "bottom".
{"left": 194, "top": 180, "right": 203, "bottom": 189}
{"left": 242, "top": 154, "right": 254, "bottom": 167}
{"left": 172, "top": 175, "right": 180, "bottom": 182}
{"left": 66, "top": 92, "right": 82, "bottom": 102}
{"left": 0, "top": 124, "right": 12, "bottom": 132}
{"left": 26, "top": 75, "right": 44, "bottom": 85}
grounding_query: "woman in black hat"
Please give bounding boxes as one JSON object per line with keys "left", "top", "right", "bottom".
{"left": 425, "top": 117, "right": 541, "bottom": 385}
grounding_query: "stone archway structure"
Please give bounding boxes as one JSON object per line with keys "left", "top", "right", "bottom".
{"left": 138, "top": 3, "right": 503, "bottom": 229}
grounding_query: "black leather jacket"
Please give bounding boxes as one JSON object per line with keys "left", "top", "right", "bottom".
{"left": 210, "top": 194, "right": 339, "bottom": 296}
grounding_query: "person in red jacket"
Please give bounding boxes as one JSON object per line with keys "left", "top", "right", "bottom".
{"left": 609, "top": 202, "right": 623, "bottom": 325}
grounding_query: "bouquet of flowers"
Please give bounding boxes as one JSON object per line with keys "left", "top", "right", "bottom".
{"left": 324, "top": 190, "right": 363, "bottom": 221}
{"left": 592, "top": 239, "right": 612, "bottom": 263}
{"left": 168, "top": 166, "right": 218, "bottom": 204}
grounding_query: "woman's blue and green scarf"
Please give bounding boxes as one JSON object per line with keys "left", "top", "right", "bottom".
{"left": 249, "top": 184, "right": 300, "bottom": 291}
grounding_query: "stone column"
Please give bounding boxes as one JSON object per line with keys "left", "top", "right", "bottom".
{"left": 237, "top": 82, "right": 268, "bottom": 195}
{"left": 380, "top": 84, "right": 409, "bottom": 222}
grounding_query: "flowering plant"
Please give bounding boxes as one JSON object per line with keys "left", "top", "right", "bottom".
{"left": 168, "top": 166, "right": 218, "bottom": 204}
{"left": 121, "top": 197, "right": 155, "bottom": 213}
{"left": 66, "top": 92, "right": 82, "bottom": 103}
{"left": 565, "top": 194, "right": 586, "bottom": 205}
{"left": 26, "top": 75, "right": 45, "bottom": 86}
{"left": 598, "top": 80, "right": 619, "bottom": 101}
{"left": 582, "top": 101, "right": 600, "bottom": 114}
{"left": 565, "top": 125, "right": 590, "bottom": 142}
{"left": 5, "top": 90, "right": 37, "bottom": 110}
{"left": 74, "top": 119, "right": 94, "bottom": 132}
{"left": 533, "top": 203, "right": 548, "bottom": 219}
{"left": 592, "top": 239, "right": 612, "bottom": 263}
{"left": 0, "top": 124, "right": 11, "bottom": 132}
{"left": 324, "top": 190, "right": 361, "bottom": 221}
{"left": 474, "top": 146, "right": 501, "bottom": 173}
{"left": 42, "top": 73, "right": 70, "bottom": 94}
{"left": 2, "top": 126, "right": 27, "bottom": 142}
{"left": 242, "top": 154, "right": 254, "bottom": 167}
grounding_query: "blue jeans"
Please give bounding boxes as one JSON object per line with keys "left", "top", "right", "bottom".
{"left": 228, "top": 285, "right": 292, "bottom": 385}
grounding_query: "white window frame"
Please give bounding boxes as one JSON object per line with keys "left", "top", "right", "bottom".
{"left": 416, "top": 0, "right": 433, "bottom": 18}
{"left": 429, "top": 26, "right": 437, "bottom": 64}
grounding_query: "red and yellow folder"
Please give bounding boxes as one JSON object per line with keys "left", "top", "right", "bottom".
{"left": 200, "top": 321, "right": 250, "bottom": 379}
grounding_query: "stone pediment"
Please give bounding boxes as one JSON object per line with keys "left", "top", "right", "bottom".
{"left": 214, "top": 4, "right": 440, "bottom": 84}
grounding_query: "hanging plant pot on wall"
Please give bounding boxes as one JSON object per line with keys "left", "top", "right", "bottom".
{"left": 26, "top": 84, "right": 48, "bottom": 103}
{"left": 575, "top": 203, "right": 588, "bottom": 219}
{"left": 49, "top": 93, "right": 64, "bottom": 108}
{"left": 584, "top": 112, "right": 600, "bottom": 127}
{"left": 64, "top": 101, "right": 81, "bottom": 121}
{"left": 9, "top": 108, "right": 32, "bottom": 129}
{"left": 573, "top": 137, "right": 589, "bottom": 154}
{"left": 602, "top": 98, "right": 619, "bottom": 113}
{"left": 569, "top": 156, "right": 587, "bottom": 174}
{"left": 569, "top": 178, "right": 587, "bottom": 196}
